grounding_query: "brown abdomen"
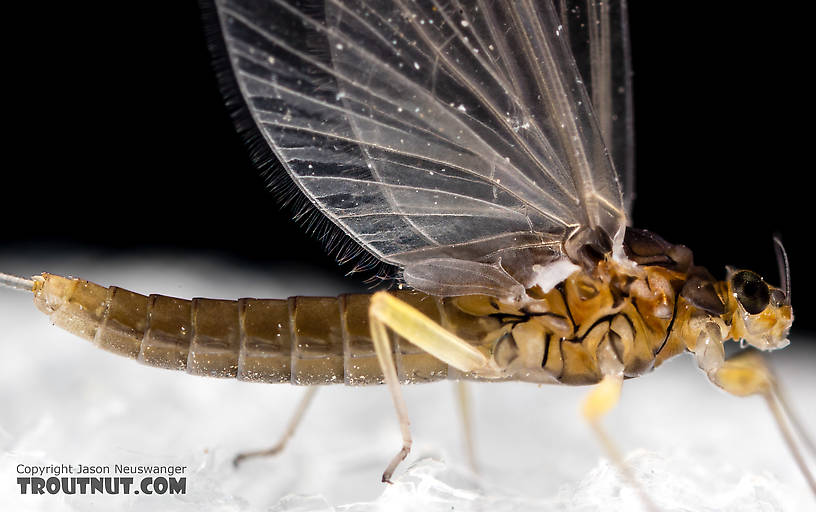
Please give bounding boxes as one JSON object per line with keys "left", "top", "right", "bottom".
{"left": 31, "top": 274, "right": 469, "bottom": 386}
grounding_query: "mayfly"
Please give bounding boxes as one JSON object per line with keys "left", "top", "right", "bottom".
{"left": 0, "top": 0, "right": 812, "bottom": 503}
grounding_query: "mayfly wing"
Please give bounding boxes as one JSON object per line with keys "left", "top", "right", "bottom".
{"left": 556, "top": 0, "right": 635, "bottom": 217}
{"left": 213, "top": 0, "right": 627, "bottom": 295}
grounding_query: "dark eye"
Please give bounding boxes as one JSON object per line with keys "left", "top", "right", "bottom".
{"left": 731, "top": 270, "right": 770, "bottom": 314}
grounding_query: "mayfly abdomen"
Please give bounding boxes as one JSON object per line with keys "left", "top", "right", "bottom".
{"left": 29, "top": 273, "right": 497, "bottom": 386}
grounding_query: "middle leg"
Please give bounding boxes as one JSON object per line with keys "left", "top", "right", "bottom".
{"left": 582, "top": 340, "right": 657, "bottom": 512}
{"left": 456, "top": 380, "right": 479, "bottom": 473}
{"left": 233, "top": 386, "right": 319, "bottom": 467}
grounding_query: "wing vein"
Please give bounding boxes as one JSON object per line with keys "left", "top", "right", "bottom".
{"left": 397, "top": 0, "right": 577, "bottom": 203}
{"left": 223, "top": 4, "right": 578, "bottom": 218}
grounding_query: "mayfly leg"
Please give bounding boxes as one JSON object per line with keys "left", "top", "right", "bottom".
{"left": 369, "top": 304, "right": 411, "bottom": 483}
{"left": 764, "top": 391, "right": 816, "bottom": 495}
{"left": 456, "top": 380, "right": 479, "bottom": 473}
{"left": 770, "top": 376, "right": 816, "bottom": 459}
{"left": 233, "top": 386, "right": 319, "bottom": 467}
{"left": 761, "top": 351, "right": 816, "bottom": 466}
{"left": 707, "top": 350, "right": 816, "bottom": 496}
{"left": 582, "top": 340, "right": 658, "bottom": 512}
{"left": 368, "top": 292, "right": 498, "bottom": 483}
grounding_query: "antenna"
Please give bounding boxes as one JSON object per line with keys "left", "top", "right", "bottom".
{"left": 772, "top": 235, "right": 791, "bottom": 304}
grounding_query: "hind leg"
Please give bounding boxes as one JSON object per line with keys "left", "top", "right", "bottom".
{"left": 368, "top": 291, "right": 498, "bottom": 482}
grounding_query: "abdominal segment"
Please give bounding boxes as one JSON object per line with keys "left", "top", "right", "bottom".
{"left": 30, "top": 274, "right": 496, "bottom": 386}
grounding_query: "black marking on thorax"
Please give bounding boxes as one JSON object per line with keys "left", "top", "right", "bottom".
{"left": 655, "top": 292, "right": 680, "bottom": 356}
{"left": 555, "top": 282, "right": 576, "bottom": 329}
{"left": 572, "top": 314, "right": 615, "bottom": 343}
{"left": 541, "top": 332, "right": 552, "bottom": 368}
{"left": 489, "top": 310, "right": 566, "bottom": 326}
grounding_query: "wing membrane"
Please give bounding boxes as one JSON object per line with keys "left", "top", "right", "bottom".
{"left": 557, "top": 0, "right": 634, "bottom": 216}
{"left": 215, "top": 0, "right": 627, "bottom": 267}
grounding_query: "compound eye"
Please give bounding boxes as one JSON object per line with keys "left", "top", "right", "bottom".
{"left": 731, "top": 270, "right": 770, "bottom": 315}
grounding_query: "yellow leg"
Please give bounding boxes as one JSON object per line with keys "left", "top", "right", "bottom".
{"left": 712, "top": 350, "right": 773, "bottom": 397}
{"left": 369, "top": 292, "right": 495, "bottom": 373}
{"left": 582, "top": 341, "right": 657, "bottom": 512}
{"left": 368, "top": 292, "right": 495, "bottom": 483}
{"left": 713, "top": 351, "right": 816, "bottom": 496}
{"left": 233, "top": 386, "right": 318, "bottom": 467}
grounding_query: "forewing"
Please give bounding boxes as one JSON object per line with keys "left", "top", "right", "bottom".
{"left": 557, "top": 0, "right": 634, "bottom": 216}
{"left": 214, "top": 0, "right": 626, "bottom": 268}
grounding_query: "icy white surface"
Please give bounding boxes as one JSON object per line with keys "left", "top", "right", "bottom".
{"left": 0, "top": 252, "right": 814, "bottom": 511}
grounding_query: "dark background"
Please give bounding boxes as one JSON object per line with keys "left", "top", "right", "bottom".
{"left": 0, "top": 3, "right": 811, "bottom": 332}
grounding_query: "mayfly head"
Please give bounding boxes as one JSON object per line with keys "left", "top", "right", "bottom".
{"left": 726, "top": 268, "right": 793, "bottom": 350}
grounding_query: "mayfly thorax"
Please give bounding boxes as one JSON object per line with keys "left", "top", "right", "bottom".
{"left": 0, "top": 0, "right": 812, "bottom": 504}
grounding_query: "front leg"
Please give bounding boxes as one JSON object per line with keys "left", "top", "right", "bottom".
{"left": 693, "top": 324, "right": 816, "bottom": 495}
{"left": 710, "top": 350, "right": 773, "bottom": 396}
{"left": 693, "top": 320, "right": 778, "bottom": 398}
{"left": 367, "top": 292, "right": 498, "bottom": 483}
